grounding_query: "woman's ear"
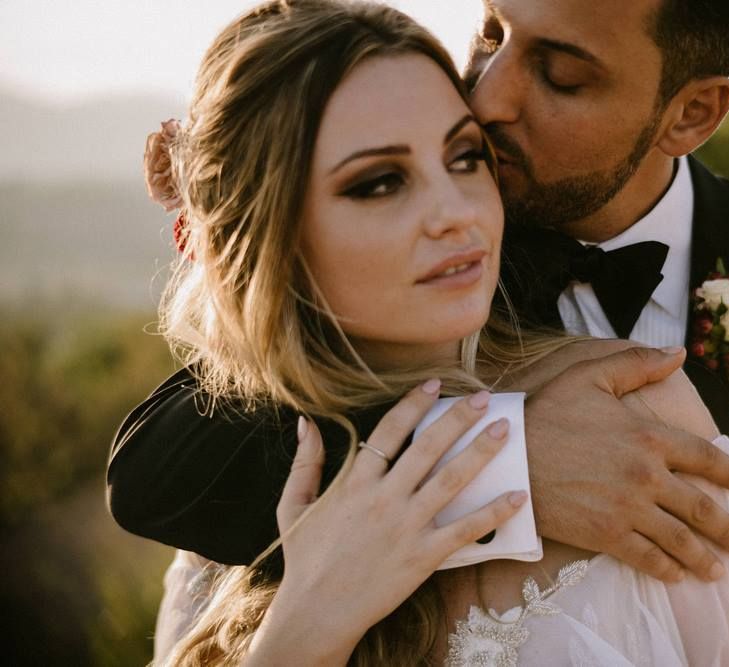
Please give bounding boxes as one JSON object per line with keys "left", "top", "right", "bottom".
{"left": 657, "top": 76, "right": 729, "bottom": 157}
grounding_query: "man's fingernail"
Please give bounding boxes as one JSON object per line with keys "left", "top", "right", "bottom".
{"left": 710, "top": 562, "right": 726, "bottom": 580}
{"left": 508, "top": 491, "right": 528, "bottom": 507}
{"left": 468, "top": 390, "right": 492, "bottom": 409}
{"left": 297, "top": 415, "right": 308, "bottom": 441}
{"left": 486, "top": 417, "right": 509, "bottom": 439}
{"left": 661, "top": 346, "right": 684, "bottom": 354}
{"left": 422, "top": 378, "right": 442, "bottom": 395}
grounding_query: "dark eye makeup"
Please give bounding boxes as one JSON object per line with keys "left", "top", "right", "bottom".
{"left": 340, "top": 170, "right": 406, "bottom": 199}
{"left": 338, "top": 138, "right": 497, "bottom": 201}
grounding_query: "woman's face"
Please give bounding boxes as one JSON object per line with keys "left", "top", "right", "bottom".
{"left": 301, "top": 53, "right": 503, "bottom": 368}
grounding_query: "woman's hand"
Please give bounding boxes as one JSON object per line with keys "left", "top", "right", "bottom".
{"left": 249, "top": 380, "right": 528, "bottom": 666}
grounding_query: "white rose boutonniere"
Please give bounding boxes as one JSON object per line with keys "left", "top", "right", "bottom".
{"left": 690, "top": 258, "right": 729, "bottom": 379}
{"left": 696, "top": 279, "right": 729, "bottom": 311}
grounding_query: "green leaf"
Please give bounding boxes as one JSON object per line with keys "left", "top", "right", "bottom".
{"left": 718, "top": 257, "right": 727, "bottom": 276}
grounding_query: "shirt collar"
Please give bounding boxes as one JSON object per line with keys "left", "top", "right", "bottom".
{"left": 596, "top": 156, "right": 694, "bottom": 319}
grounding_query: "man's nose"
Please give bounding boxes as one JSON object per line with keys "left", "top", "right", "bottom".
{"left": 470, "top": 48, "right": 523, "bottom": 127}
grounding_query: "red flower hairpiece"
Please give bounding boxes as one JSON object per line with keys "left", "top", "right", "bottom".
{"left": 143, "top": 118, "right": 192, "bottom": 256}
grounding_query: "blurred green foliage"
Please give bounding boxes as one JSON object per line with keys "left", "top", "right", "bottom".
{"left": 1, "top": 306, "right": 175, "bottom": 666}
{"left": 0, "top": 307, "right": 174, "bottom": 528}
{"left": 695, "top": 114, "right": 729, "bottom": 178}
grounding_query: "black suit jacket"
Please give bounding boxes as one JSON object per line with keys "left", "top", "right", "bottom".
{"left": 108, "top": 375, "right": 394, "bottom": 565}
{"left": 500, "top": 156, "right": 729, "bottom": 432}
{"left": 682, "top": 158, "right": 729, "bottom": 432}
{"left": 107, "top": 158, "right": 729, "bottom": 564}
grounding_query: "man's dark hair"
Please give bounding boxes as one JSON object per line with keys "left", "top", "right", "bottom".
{"left": 649, "top": 0, "right": 729, "bottom": 105}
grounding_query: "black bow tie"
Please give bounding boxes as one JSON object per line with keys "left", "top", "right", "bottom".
{"left": 502, "top": 225, "right": 669, "bottom": 338}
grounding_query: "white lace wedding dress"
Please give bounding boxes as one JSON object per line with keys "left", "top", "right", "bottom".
{"left": 155, "top": 436, "right": 729, "bottom": 666}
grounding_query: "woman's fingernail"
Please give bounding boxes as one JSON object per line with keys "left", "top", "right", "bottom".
{"left": 422, "top": 378, "right": 442, "bottom": 395}
{"left": 508, "top": 491, "right": 528, "bottom": 508}
{"left": 661, "top": 346, "right": 684, "bottom": 354}
{"left": 486, "top": 417, "right": 509, "bottom": 439}
{"left": 468, "top": 390, "right": 491, "bottom": 410}
{"left": 297, "top": 415, "right": 308, "bottom": 442}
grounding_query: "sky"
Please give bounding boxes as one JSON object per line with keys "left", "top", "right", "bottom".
{"left": 0, "top": 0, "right": 482, "bottom": 106}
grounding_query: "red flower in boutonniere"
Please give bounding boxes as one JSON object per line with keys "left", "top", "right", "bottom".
{"left": 690, "top": 258, "right": 729, "bottom": 380}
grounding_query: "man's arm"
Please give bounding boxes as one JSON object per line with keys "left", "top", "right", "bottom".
{"left": 107, "top": 368, "right": 376, "bottom": 565}
{"left": 525, "top": 346, "right": 729, "bottom": 582}
{"left": 108, "top": 349, "right": 729, "bottom": 580}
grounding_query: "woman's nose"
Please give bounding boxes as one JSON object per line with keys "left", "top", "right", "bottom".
{"left": 423, "top": 178, "right": 479, "bottom": 239}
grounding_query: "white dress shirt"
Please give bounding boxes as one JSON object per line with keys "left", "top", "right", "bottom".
{"left": 557, "top": 156, "right": 694, "bottom": 347}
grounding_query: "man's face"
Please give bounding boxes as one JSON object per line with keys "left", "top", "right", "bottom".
{"left": 469, "top": 0, "right": 667, "bottom": 231}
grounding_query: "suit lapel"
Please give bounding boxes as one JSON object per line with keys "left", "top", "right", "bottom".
{"left": 687, "top": 155, "right": 729, "bottom": 294}
{"left": 685, "top": 156, "right": 729, "bottom": 431}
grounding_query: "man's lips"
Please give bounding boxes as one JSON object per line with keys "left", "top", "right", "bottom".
{"left": 416, "top": 249, "right": 487, "bottom": 284}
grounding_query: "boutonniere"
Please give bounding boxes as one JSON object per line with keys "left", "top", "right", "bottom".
{"left": 690, "top": 258, "right": 729, "bottom": 380}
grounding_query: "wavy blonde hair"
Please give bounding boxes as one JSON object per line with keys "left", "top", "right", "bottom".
{"left": 161, "top": 1, "right": 569, "bottom": 664}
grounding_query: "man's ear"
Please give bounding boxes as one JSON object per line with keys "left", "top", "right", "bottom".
{"left": 657, "top": 76, "right": 729, "bottom": 157}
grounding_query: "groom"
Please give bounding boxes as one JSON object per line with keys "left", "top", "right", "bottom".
{"left": 468, "top": 0, "right": 729, "bottom": 431}
{"left": 109, "top": 0, "right": 729, "bottom": 585}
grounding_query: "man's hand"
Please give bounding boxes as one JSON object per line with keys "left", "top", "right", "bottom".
{"left": 526, "top": 346, "right": 729, "bottom": 583}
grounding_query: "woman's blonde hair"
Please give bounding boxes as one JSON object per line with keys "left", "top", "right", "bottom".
{"left": 161, "top": 1, "right": 568, "bottom": 664}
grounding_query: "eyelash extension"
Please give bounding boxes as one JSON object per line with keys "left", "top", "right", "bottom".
{"left": 340, "top": 172, "right": 404, "bottom": 200}
{"left": 454, "top": 149, "right": 489, "bottom": 165}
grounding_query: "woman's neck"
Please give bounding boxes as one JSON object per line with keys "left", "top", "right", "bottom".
{"left": 352, "top": 338, "right": 461, "bottom": 372}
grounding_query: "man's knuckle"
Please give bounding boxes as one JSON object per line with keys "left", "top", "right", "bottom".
{"left": 634, "top": 427, "right": 665, "bottom": 456}
{"left": 670, "top": 524, "right": 692, "bottom": 550}
{"left": 696, "top": 551, "right": 719, "bottom": 576}
{"left": 697, "top": 439, "right": 719, "bottom": 471}
{"left": 626, "top": 461, "right": 661, "bottom": 488}
{"left": 590, "top": 515, "right": 623, "bottom": 545}
{"left": 641, "top": 544, "right": 666, "bottom": 570}
{"left": 692, "top": 494, "right": 715, "bottom": 524}
{"left": 718, "top": 522, "right": 729, "bottom": 547}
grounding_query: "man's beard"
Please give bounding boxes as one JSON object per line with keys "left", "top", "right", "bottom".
{"left": 487, "top": 116, "right": 661, "bottom": 230}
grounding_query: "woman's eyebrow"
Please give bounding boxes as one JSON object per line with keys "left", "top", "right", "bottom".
{"left": 327, "top": 115, "right": 478, "bottom": 176}
{"left": 444, "top": 114, "right": 479, "bottom": 144}
{"left": 328, "top": 145, "right": 410, "bottom": 175}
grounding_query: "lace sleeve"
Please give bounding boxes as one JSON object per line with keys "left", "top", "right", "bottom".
{"left": 153, "top": 550, "right": 227, "bottom": 665}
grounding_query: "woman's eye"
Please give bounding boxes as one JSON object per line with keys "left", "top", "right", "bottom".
{"left": 450, "top": 150, "right": 487, "bottom": 174}
{"left": 342, "top": 172, "right": 404, "bottom": 199}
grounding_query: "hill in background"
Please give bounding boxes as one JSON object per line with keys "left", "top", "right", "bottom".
{"left": 0, "top": 88, "right": 186, "bottom": 308}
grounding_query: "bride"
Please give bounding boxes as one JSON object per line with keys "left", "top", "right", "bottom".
{"left": 132, "top": 1, "right": 727, "bottom": 664}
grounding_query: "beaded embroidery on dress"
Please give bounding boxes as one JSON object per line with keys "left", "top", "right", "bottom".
{"left": 446, "top": 560, "right": 589, "bottom": 667}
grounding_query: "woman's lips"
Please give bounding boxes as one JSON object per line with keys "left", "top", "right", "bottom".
{"left": 417, "top": 250, "right": 486, "bottom": 288}
{"left": 418, "top": 260, "right": 484, "bottom": 288}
